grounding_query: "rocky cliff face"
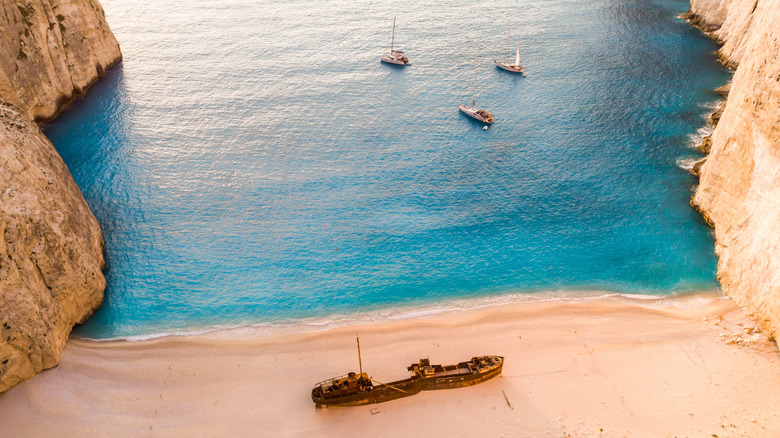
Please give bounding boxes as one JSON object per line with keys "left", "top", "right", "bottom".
{"left": 686, "top": 0, "right": 780, "bottom": 340}
{"left": 0, "top": 0, "right": 120, "bottom": 393}
{"left": 0, "top": 0, "right": 122, "bottom": 122}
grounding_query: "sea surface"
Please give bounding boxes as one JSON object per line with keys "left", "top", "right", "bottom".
{"left": 45, "top": 0, "right": 730, "bottom": 339}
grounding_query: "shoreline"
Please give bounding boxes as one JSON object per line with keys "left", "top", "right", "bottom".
{"left": 2, "top": 293, "right": 778, "bottom": 437}
{"left": 75, "top": 289, "right": 728, "bottom": 342}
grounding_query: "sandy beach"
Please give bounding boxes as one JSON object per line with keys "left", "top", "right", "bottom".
{"left": 1, "top": 293, "right": 779, "bottom": 437}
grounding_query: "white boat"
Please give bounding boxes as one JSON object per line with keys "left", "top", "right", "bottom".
{"left": 381, "top": 17, "right": 410, "bottom": 66}
{"left": 493, "top": 27, "right": 524, "bottom": 74}
{"left": 458, "top": 104, "right": 494, "bottom": 124}
{"left": 459, "top": 54, "right": 494, "bottom": 124}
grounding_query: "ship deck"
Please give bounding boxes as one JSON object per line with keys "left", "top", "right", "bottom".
{"left": 433, "top": 365, "right": 471, "bottom": 377}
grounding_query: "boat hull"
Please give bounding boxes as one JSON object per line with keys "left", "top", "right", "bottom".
{"left": 380, "top": 56, "right": 409, "bottom": 66}
{"left": 459, "top": 104, "right": 494, "bottom": 124}
{"left": 311, "top": 356, "right": 503, "bottom": 407}
{"left": 493, "top": 60, "right": 524, "bottom": 73}
{"left": 423, "top": 357, "right": 504, "bottom": 390}
{"left": 312, "top": 377, "right": 423, "bottom": 407}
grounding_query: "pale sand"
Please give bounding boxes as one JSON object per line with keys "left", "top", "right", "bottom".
{"left": 1, "top": 294, "right": 779, "bottom": 437}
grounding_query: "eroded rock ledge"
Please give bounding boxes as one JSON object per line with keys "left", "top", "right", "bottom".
{"left": 0, "top": 0, "right": 121, "bottom": 393}
{"left": 685, "top": 0, "right": 780, "bottom": 340}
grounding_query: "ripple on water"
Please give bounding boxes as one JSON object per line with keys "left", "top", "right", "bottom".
{"left": 45, "top": 0, "right": 730, "bottom": 339}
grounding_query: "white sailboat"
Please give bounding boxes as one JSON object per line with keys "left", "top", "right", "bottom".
{"left": 459, "top": 53, "right": 494, "bottom": 125}
{"left": 380, "top": 17, "right": 410, "bottom": 66}
{"left": 493, "top": 27, "right": 524, "bottom": 74}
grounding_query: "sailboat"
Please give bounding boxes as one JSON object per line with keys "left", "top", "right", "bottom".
{"left": 380, "top": 17, "right": 411, "bottom": 66}
{"left": 459, "top": 54, "right": 494, "bottom": 125}
{"left": 493, "top": 27, "right": 524, "bottom": 74}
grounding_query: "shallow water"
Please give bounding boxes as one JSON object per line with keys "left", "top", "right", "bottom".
{"left": 45, "top": 0, "right": 730, "bottom": 338}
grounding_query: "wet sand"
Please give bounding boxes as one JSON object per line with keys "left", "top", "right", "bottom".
{"left": 1, "top": 293, "right": 779, "bottom": 437}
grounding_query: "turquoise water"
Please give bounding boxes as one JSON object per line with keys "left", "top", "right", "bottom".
{"left": 45, "top": 0, "right": 729, "bottom": 339}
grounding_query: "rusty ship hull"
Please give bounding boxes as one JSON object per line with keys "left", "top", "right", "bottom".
{"left": 311, "top": 355, "right": 503, "bottom": 407}
{"left": 312, "top": 376, "right": 422, "bottom": 407}
{"left": 420, "top": 356, "right": 504, "bottom": 390}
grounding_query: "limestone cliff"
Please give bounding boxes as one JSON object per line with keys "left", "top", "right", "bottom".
{"left": 686, "top": 0, "right": 780, "bottom": 339}
{"left": 0, "top": 0, "right": 120, "bottom": 393}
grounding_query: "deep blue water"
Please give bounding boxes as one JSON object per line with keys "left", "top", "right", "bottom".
{"left": 45, "top": 0, "right": 730, "bottom": 339}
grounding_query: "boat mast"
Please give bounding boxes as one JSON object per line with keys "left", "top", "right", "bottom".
{"left": 356, "top": 334, "right": 363, "bottom": 375}
{"left": 472, "top": 53, "right": 479, "bottom": 107}
{"left": 504, "top": 26, "right": 510, "bottom": 64}
{"left": 390, "top": 17, "right": 396, "bottom": 53}
{"left": 515, "top": 42, "right": 520, "bottom": 66}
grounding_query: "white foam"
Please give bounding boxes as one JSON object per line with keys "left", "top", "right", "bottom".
{"left": 686, "top": 124, "right": 714, "bottom": 149}
{"left": 686, "top": 99, "right": 724, "bottom": 149}
{"left": 700, "top": 100, "right": 723, "bottom": 111}
{"left": 677, "top": 157, "right": 702, "bottom": 171}
{"left": 77, "top": 289, "right": 725, "bottom": 342}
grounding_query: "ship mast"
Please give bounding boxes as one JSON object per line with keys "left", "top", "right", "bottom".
{"left": 390, "top": 17, "right": 396, "bottom": 53}
{"left": 356, "top": 334, "right": 363, "bottom": 375}
{"left": 472, "top": 52, "right": 479, "bottom": 107}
